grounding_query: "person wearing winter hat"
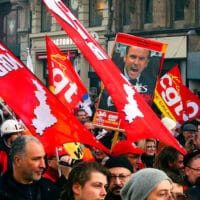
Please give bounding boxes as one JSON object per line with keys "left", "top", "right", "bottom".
{"left": 121, "top": 168, "right": 173, "bottom": 200}
{"left": 105, "top": 156, "right": 133, "bottom": 200}
{"left": 176, "top": 122, "right": 198, "bottom": 147}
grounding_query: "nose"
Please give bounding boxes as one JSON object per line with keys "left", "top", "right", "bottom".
{"left": 132, "top": 57, "right": 140, "bottom": 65}
{"left": 100, "top": 186, "right": 107, "bottom": 196}
{"left": 40, "top": 158, "right": 46, "bottom": 168}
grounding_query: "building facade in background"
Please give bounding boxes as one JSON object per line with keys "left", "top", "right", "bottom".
{"left": 0, "top": 0, "right": 200, "bottom": 97}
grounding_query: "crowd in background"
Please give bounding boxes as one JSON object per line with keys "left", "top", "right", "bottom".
{"left": 0, "top": 99, "right": 200, "bottom": 200}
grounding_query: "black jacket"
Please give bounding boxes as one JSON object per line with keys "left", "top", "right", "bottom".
{"left": 0, "top": 170, "right": 60, "bottom": 200}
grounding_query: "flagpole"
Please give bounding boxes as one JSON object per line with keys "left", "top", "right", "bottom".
{"left": 55, "top": 147, "right": 62, "bottom": 177}
{"left": 26, "top": 48, "right": 34, "bottom": 73}
{"left": 0, "top": 101, "right": 17, "bottom": 120}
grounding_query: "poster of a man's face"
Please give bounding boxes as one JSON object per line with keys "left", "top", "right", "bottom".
{"left": 94, "top": 34, "right": 166, "bottom": 130}
{"left": 111, "top": 43, "right": 162, "bottom": 104}
{"left": 123, "top": 45, "right": 150, "bottom": 80}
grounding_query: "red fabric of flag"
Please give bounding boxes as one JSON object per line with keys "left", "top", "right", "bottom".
{"left": 46, "top": 35, "right": 87, "bottom": 110}
{"left": 43, "top": 0, "right": 186, "bottom": 155}
{"left": 181, "top": 84, "right": 200, "bottom": 121}
{"left": 0, "top": 43, "right": 109, "bottom": 154}
{"left": 154, "top": 64, "right": 200, "bottom": 123}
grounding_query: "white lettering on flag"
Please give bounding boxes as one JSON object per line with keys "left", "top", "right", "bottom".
{"left": 0, "top": 53, "right": 23, "bottom": 76}
{"left": 53, "top": 67, "right": 78, "bottom": 103}
{"left": 47, "top": 0, "right": 107, "bottom": 61}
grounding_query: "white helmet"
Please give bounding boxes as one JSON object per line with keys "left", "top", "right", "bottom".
{"left": 1, "top": 119, "right": 24, "bottom": 137}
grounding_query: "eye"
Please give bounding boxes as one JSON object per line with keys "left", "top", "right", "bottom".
{"left": 93, "top": 183, "right": 103, "bottom": 188}
{"left": 158, "top": 192, "right": 168, "bottom": 198}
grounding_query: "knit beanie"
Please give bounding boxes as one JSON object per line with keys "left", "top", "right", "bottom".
{"left": 121, "top": 168, "right": 172, "bottom": 200}
{"left": 105, "top": 156, "right": 133, "bottom": 173}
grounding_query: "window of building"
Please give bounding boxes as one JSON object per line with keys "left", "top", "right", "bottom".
{"left": 122, "top": 0, "right": 131, "bottom": 25}
{"left": 69, "top": 0, "right": 79, "bottom": 17}
{"left": 175, "top": 0, "right": 184, "bottom": 20}
{"left": 41, "top": 3, "right": 52, "bottom": 32}
{"left": 89, "top": 0, "right": 105, "bottom": 27}
{"left": 41, "top": 0, "right": 78, "bottom": 32}
{"left": 144, "top": 0, "right": 153, "bottom": 23}
{"left": 3, "top": 8, "right": 20, "bottom": 56}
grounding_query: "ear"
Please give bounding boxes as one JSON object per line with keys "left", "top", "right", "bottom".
{"left": 72, "top": 183, "right": 81, "bottom": 195}
{"left": 184, "top": 167, "right": 190, "bottom": 176}
{"left": 14, "top": 155, "right": 23, "bottom": 167}
{"left": 123, "top": 55, "right": 127, "bottom": 63}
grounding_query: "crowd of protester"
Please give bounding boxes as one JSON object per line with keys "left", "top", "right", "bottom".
{"left": 0, "top": 99, "right": 200, "bottom": 200}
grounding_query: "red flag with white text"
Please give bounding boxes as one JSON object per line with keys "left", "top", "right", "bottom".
{"left": 43, "top": 0, "right": 186, "bottom": 155}
{"left": 46, "top": 35, "right": 87, "bottom": 110}
{"left": 0, "top": 43, "right": 109, "bottom": 154}
{"left": 154, "top": 64, "right": 200, "bottom": 123}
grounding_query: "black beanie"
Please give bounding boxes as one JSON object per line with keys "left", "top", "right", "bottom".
{"left": 105, "top": 156, "right": 133, "bottom": 173}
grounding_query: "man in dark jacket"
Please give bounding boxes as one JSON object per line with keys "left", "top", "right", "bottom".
{"left": 104, "top": 156, "right": 133, "bottom": 200}
{"left": 176, "top": 123, "right": 198, "bottom": 147}
{"left": 0, "top": 135, "right": 59, "bottom": 200}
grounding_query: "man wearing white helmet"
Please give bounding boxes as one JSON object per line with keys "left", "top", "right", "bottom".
{"left": 0, "top": 119, "right": 24, "bottom": 175}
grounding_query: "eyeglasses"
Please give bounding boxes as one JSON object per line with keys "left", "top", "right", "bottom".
{"left": 109, "top": 174, "right": 131, "bottom": 181}
{"left": 186, "top": 165, "right": 200, "bottom": 172}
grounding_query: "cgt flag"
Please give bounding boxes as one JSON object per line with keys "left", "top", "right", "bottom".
{"left": 43, "top": 0, "right": 186, "bottom": 155}
{"left": 0, "top": 43, "right": 109, "bottom": 154}
{"left": 46, "top": 35, "right": 87, "bottom": 110}
{"left": 154, "top": 64, "right": 200, "bottom": 123}
{"left": 180, "top": 84, "right": 200, "bottom": 122}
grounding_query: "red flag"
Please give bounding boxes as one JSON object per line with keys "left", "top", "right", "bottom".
{"left": 46, "top": 35, "right": 87, "bottom": 110}
{"left": 154, "top": 64, "right": 200, "bottom": 123}
{"left": 154, "top": 64, "right": 184, "bottom": 122}
{"left": 181, "top": 84, "right": 200, "bottom": 121}
{"left": 43, "top": 0, "right": 186, "bottom": 155}
{"left": 0, "top": 43, "right": 109, "bottom": 154}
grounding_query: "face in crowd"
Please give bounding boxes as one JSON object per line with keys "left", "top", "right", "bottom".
{"left": 147, "top": 179, "right": 173, "bottom": 200}
{"left": 73, "top": 170, "right": 108, "bottom": 200}
{"left": 108, "top": 167, "right": 132, "bottom": 196}
{"left": 185, "top": 155, "right": 200, "bottom": 185}
{"left": 13, "top": 138, "right": 46, "bottom": 184}
{"left": 123, "top": 46, "right": 150, "bottom": 80}
{"left": 76, "top": 109, "right": 87, "bottom": 123}
{"left": 145, "top": 140, "right": 157, "bottom": 156}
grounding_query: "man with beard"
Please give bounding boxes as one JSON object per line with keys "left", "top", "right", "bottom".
{"left": 0, "top": 135, "right": 58, "bottom": 200}
{"left": 104, "top": 156, "right": 133, "bottom": 200}
{"left": 153, "top": 146, "right": 185, "bottom": 194}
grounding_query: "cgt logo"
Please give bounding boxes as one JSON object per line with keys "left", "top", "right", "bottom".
{"left": 52, "top": 66, "right": 78, "bottom": 103}
{"left": 159, "top": 74, "right": 199, "bottom": 121}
